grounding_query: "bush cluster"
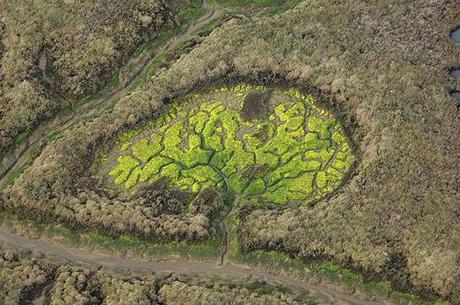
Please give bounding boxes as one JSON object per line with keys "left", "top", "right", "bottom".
{"left": 159, "top": 281, "right": 310, "bottom": 305}
{"left": 0, "top": 0, "right": 178, "bottom": 154}
{"left": 0, "top": 241, "right": 318, "bottom": 305}
{"left": 98, "top": 273, "right": 160, "bottom": 305}
{"left": 0, "top": 242, "right": 53, "bottom": 304}
{"left": 47, "top": 266, "right": 101, "bottom": 305}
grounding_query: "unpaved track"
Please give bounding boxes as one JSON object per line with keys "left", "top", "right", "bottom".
{"left": 0, "top": 228, "right": 384, "bottom": 305}
{"left": 1, "top": 3, "right": 386, "bottom": 305}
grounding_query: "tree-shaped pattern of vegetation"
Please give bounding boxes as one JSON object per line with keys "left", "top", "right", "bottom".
{"left": 110, "top": 85, "right": 354, "bottom": 205}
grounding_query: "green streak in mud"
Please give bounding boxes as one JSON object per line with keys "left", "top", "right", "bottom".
{"left": 227, "top": 236, "right": 434, "bottom": 305}
{"left": 207, "top": 0, "right": 286, "bottom": 8}
{"left": 177, "top": 0, "right": 204, "bottom": 24}
{"left": 207, "top": 0, "right": 303, "bottom": 16}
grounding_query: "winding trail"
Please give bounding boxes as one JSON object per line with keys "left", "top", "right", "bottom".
{"left": 0, "top": 3, "right": 387, "bottom": 305}
{"left": 0, "top": 228, "right": 383, "bottom": 305}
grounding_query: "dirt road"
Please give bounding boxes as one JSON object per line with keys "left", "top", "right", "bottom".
{"left": 0, "top": 227, "right": 385, "bottom": 305}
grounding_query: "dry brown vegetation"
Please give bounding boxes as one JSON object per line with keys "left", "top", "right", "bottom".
{"left": 159, "top": 280, "right": 308, "bottom": 305}
{"left": 0, "top": 241, "right": 317, "bottom": 305}
{"left": 0, "top": 0, "right": 179, "bottom": 154}
{"left": 1, "top": 0, "right": 459, "bottom": 303}
{"left": 0, "top": 242, "right": 54, "bottom": 304}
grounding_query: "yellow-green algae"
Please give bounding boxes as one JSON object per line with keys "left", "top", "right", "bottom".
{"left": 110, "top": 85, "right": 355, "bottom": 205}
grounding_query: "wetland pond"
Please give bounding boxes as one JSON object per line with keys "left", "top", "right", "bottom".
{"left": 104, "top": 84, "right": 355, "bottom": 206}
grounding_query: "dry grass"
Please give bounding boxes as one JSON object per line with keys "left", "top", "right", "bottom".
{"left": 1, "top": 0, "right": 459, "bottom": 302}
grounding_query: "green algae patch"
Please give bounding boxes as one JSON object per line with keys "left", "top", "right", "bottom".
{"left": 109, "top": 85, "right": 355, "bottom": 206}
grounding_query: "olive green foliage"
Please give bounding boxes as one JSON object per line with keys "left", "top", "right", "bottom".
{"left": 159, "top": 280, "right": 311, "bottom": 305}
{"left": 48, "top": 266, "right": 101, "bottom": 305}
{"left": 0, "top": 0, "right": 175, "bottom": 154}
{"left": 0, "top": 240, "right": 321, "bottom": 305}
{"left": 110, "top": 85, "right": 354, "bottom": 205}
{"left": 98, "top": 274, "right": 159, "bottom": 305}
{"left": 0, "top": 242, "right": 52, "bottom": 304}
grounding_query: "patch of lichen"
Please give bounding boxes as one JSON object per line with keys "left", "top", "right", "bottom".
{"left": 109, "top": 85, "right": 354, "bottom": 205}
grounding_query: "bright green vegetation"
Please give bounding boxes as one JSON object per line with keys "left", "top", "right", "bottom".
{"left": 110, "top": 85, "right": 354, "bottom": 205}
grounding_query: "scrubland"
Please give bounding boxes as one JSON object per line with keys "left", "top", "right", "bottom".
{"left": 0, "top": 0, "right": 181, "bottom": 155}
{"left": 0, "top": 241, "right": 319, "bottom": 305}
{"left": 0, "top": 0, "right": 459, "bottom": 304}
